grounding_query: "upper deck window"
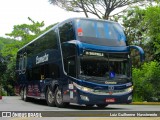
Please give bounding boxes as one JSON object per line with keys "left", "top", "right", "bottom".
{"left": 76, "top": 19, "right": 126, "bottom": 46}
{"left": 59, "top": 21, "right": 75, "bottom": 43}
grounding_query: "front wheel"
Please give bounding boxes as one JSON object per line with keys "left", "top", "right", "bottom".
{"left": 55, "top": 87, "right": 67, "bottom": 108}
{"left": 46, "top": 87, "right": 55, "bottom": 107}
{"left": 85, "top": 104, "right": 95, "bottom": 108}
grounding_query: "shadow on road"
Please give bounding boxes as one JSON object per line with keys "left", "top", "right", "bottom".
{"left": 24, "top": 98, "right": 128, "bottom": 110}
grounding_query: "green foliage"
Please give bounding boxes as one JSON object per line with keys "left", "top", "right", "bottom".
{"left": 0, "top": 17, "right": 52, "bottom": 96}
{"left": 6, "top": 17, "right": 44, "bottom": 41}
{"left": 132, "top": 61, "right": 160, "bottom": 101}
{"left": 144, "top": 5, "right": 160, "bottom": 61}
{"left": 123, "top": 7, "right": 146, "bottom": 45}
{"left": 0, "top": 37, "right": 15, "bottom": 50}
{"left": 2, "top": 91, "right": 7, "bottom": 96}
{"left": 122, "top": 5, "right": 160, "bottom": 67}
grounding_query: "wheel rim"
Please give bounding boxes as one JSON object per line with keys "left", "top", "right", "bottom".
{"left": 48, "top": 89, "right": 54, "bottom": 103}
{"left": 24, "top": 88, "right": 26, "bottom": 99}
{"left": 20, "top": 89, "right": 23, "bottom": 99}
{"left": 56, "top": 89, "right": 62, "bottom": 104}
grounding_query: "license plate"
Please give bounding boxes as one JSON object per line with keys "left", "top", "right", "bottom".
{"left": 106, "top": 98, "right": 115, "bottom": 102}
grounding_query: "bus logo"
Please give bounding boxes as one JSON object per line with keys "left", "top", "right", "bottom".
{"left": 36, "top": 53, "right": 49, "bottom": 64}
{"left": 108, "top": 86, "right": 114, "bottom": 91}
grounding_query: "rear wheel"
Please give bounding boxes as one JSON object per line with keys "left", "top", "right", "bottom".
{"left": 23, "top": 87, "right": 29, "bottom": 102}
{"left": 20, "top": 88, "right": 24, "bottom": 100}
{"left": 46, "top": 87, "right": 55, "bottom": 107}
{"left": 55, "top": 87, "right": 68, "bottom": 108}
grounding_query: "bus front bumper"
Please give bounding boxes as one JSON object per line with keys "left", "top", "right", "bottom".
{"left": 76, "top": 89, "right": 132, "bottom": 105}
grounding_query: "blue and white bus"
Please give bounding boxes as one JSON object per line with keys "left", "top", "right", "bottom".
{"left": 15, "top": 18, "right": 144, "bottom": 108}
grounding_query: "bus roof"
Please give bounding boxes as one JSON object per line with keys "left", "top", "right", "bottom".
{"left": 18, "top": 17, "right": 121, "bottom": 52}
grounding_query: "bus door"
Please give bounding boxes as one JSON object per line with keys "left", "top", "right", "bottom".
{"left": 62, "top": 43, "right": 77, "bottom": 78}
{"left": 61, "top": 43, "right": 78, "bottom": 101}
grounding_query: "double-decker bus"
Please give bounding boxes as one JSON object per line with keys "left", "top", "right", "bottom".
{"left": 15, "top": 18, "right": 144, "bottom": 108}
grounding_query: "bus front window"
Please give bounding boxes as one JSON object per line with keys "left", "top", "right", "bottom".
{"left": 76, "top": 19, "right": 126, "bottom": 46}
{"left": 79, "top": 52, "right": 131, "bottom": 83}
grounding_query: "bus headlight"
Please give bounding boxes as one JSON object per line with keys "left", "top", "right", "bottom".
{"left": 125, "top": 86, "right": 133, "bottom": 93}
{"left": 82, "top": 87, "right": 93, "bottom": 92}
{"left": 73, "top": 82, "right": 93, "bottom": 92}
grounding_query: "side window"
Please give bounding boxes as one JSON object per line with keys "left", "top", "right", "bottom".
{"left": 38, "top": 30, "right": 58, "bottom": 52}
{"left": 19, "top": 55, "right": 23, "bottom": 74}
{"left": 27, "top": 29, "right": 58, "bottom": 58}
{"left": 41, "top": 64, "right": 60, "bottom": 79}
{"left": 18, "top": 53, "right": 27, "bottom": 74}
{"left": 22, "top": 53, "right": 27, "bottom": 74}
{"left": 62, "top": 44, "right": 77, "bottom": 77}
{"left": 27, "top": 64, "right": 60, "bottom": 81}
{"left": 32, "top": 67, "right": 41, "bottom": 80}
{"left": 59, "top": 22, "right": 75, "bottom": 43}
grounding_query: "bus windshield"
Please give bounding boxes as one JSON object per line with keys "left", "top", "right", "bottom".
{"left": 76, "top": 19, "right": 126, "bottom": 46}
{"left": 79, "top": 52, "right": 131, "bottom": 83}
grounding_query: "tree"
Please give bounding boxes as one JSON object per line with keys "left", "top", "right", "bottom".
{"left": 49, "top": 0, "right": 152, "bottom": 19}
{"left": 133, "top": 61, "right": 160, "bottom": 101}
{"left": 1, "top": 17, "right": 46, "bottom": 95}
{"left": 144, "top": 5, "right": 160, "bottom": 61}
{"left": 6, "top": 17, "right": 44, "bottom": 41}
{"left": 121, "top": 7, "right": 154, "bottom": 66}
{"left": 122, "top": 4, "right": 160, "bottom": 63}
{"left": 122, "top": 4, "right": 160, "bottom": 101}
{"left": 1, "top": 17, "right": 57, "bottom": 96}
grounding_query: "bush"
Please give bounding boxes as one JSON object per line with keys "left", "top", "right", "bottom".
{"left": 132, "top": 61, "right": 160, "bottom": 102}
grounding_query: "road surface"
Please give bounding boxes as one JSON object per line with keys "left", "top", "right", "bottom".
{"left": 0, "top": 96, "right": 160, "bottom": 120}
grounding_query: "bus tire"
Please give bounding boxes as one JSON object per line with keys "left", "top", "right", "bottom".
{"left": 55, "top": 87, "right": 66, "bottom": 108}
{"left": 96, "top": 104, "right": 108, "bottom": 108}
{"left": 46, "top": 87, "right": 55, "bottom": 107}
{"left": 86, "top": 104, "right": 95, "bottom": 107}
{"left": 23, "top": 87, "right": 29, "bottom": 102}
{"left": 20, "top": 88, "right": 24, "bottom": 100}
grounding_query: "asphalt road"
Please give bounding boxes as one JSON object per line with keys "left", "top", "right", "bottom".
{"left": 0, "top": 96, "right": 160, "bottom": 120}
{"left": 0, "top": 96, "right": 160, "bottom": 111}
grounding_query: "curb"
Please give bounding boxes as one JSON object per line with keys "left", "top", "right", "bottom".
{"left": 131, "top": 102, "right": 160, "bottom": 105}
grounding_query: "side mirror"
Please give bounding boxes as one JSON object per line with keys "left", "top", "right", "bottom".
{"left": 130, "top": 45, "right": 145, "bottom": 62}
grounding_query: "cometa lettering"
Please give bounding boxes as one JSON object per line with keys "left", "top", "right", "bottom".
{"left": 36, "top": 53, "right": 49, "bottom": 64}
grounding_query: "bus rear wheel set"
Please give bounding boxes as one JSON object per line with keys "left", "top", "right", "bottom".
{"left": 46, "top": 87, "right": 69, "bottom": 108}
{"left": 46, "top": 87, "right": 108, "bottom": 108}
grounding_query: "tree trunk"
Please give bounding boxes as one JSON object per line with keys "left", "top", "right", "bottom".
{"left": 80, "top": 0, "right": 88, "bottom": 18}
